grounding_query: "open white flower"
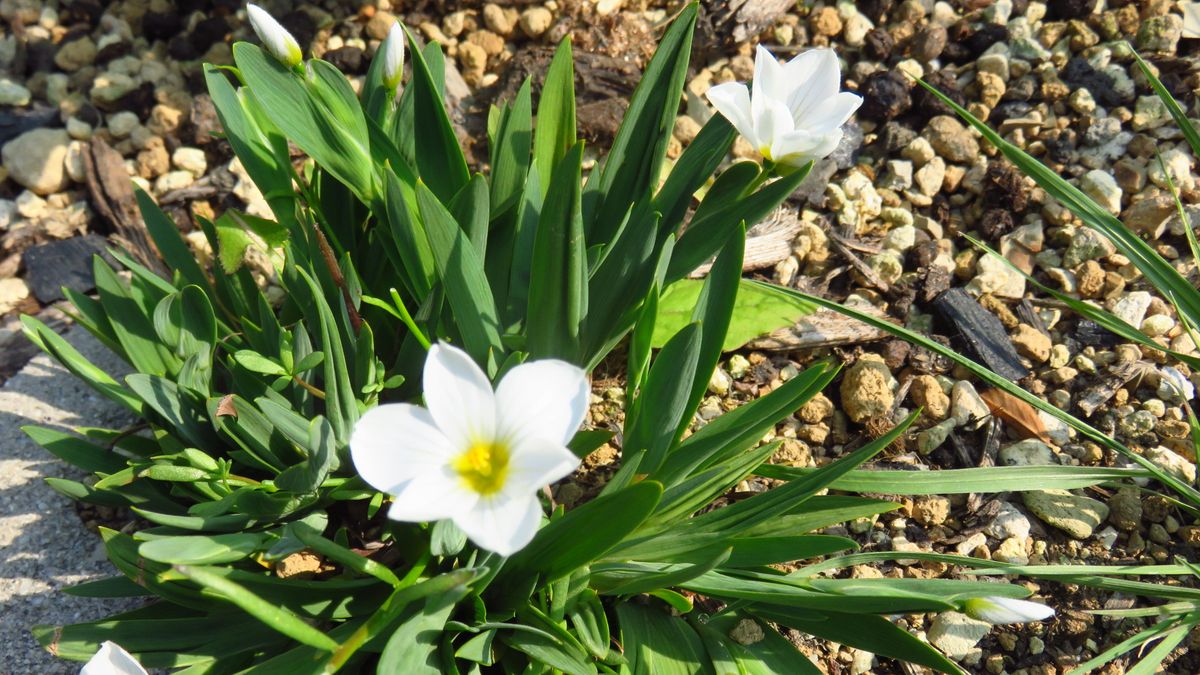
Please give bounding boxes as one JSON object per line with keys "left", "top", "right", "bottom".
{"left": 706, "top": 46, "right": 862, "bottom": 168}
{"left": 962, "top": 596, "right": 1056, "bottom": 624}
{"left": 247, "top": 3, "right": 303, "bottom": 68}
{"left": 351, "top": 343, "right": 587, "bottom": 555}
{"left": 383, "top": 22, "right": 406, "bottom": 90}
{"left": 80, "top": 641, "right": 147, "bottom": 675}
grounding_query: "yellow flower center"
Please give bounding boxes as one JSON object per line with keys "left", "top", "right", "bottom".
{"left": 453, "top": 442, "right": 510, "bottom": 496}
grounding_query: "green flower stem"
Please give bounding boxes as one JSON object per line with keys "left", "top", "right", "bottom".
{"left": 389, "top": 288, "right": 432, "bottom": 350}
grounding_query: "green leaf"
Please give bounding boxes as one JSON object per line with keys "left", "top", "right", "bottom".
{"left": 490, "top": 79, "right": 533, "bottom": 214}
{"left": 379, "top": 586, "right": 471, "bottom": 675}
{"left": 752, "top": 608, "right": 964, "bottom": 675}
{"left": 502, "top": 629, "right": 597, "bottom": 675}
{"left": 23, "top": 425, "right": 125, "bottom": 474}
{"left": 234, "top": 44, "right": 374, "bottom": 201}
{"left": 125, "top": 374, "right": 220, "bottom": 450}
{"left": 584, "top": 4, "right": 696, "bottom": 245}
{"left": 756, "top": 464, "right": 1150, "bottom": 494}
{"left": 416, "top": 182, "right": 504, "bottom": 363}
{"left": 135, "top": 189, "right": 214, "bottom": 293}
{"left": 139, "top": 533, "right": 266, "bottom": 565}
{"left": 172, "top": 564, "right": 340, "bottom": 652}
{"left": 616, "top": 602, "right": 712, "bottom": 675}
{"left": 526, "top": 142, "right": 587, "bottom": 360}
{"left": 20, "top": 315, "right": 142, "bottom": 413}
{"left": 699, "top": 612, "right": 822, "bottom": 675}
{"left": 94, "top": 256, "right": 175, "bottom": 376}
{"left": 532, "top": 39, "right": 577, "bottom": 199}
{"left": 566, "top": 588, "right": 610, "bottom": 660}
{"left": 233, "top": 349, "right": 288, "bottom": 376}
{"left": 653, "top": 279, "right": 816, "bottom": 351}
{"left": 623, "top": 322, "right": 701, "bottom": 478}
{"left": 294, "top": 267, "right": 359, "bottom": 445}
{"left": 502, "top": 481, "right": 663, "bottom": 582}
{"left": 275, "top": 416, "right": 336, "bottom": 494}
{"left": 403, "top": 27, "right": 468, "bottom": 201}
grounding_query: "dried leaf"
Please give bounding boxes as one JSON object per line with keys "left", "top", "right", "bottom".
{"left": 216, "top": 394, "right": 238, "bottom": 418}
{"left": 980, "top": 387, "right": 1052, "bottom": 445}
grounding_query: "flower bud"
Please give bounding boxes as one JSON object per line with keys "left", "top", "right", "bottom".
{"left": 247, "top": 3, "right": 303, "bottom": 68}
{"left": 383, "top": 22, "right": 406, "bottom": 90}
{"left": 962, "top": 596, "right": 1055, "bottom": 624}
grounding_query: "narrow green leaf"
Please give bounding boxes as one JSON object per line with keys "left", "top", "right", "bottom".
{"left": 532, "top": 39, "right": 577, "bottom": 198}
{"left": 403, "top": 27, "right": 468, "bottom": 201}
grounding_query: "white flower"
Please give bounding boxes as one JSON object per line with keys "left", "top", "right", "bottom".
{"left": 80, "top": 641, "right": 147, "bottom": 675}
{"left": 246, "top": 3, "right": 302, "bottom": 68}
{"left": 383, "top": 22, "right": 406, "bottom": 90}
{"left": 351, "top": 343, "right": 587, "bottom": 555}
{"left": 962, "top": 596, "right": 1056, "bottom": 624}
{"left": 706, "top": 46, "right": 862, "bottom": 168}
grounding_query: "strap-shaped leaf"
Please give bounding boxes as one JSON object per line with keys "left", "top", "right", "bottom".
{"left": 402, "top": 28, "right": 468, "bottom": 202}
{"left": 416, "top": 182, "right": 504, "bottom": 363}
{"left": 583, "top": 4, "right": 697, "bottom": 245}
{"left": 490, "top": 78, "right": 533, "bottom": 214}
{"left": 532, "top": 39, "right": 576, "bottom": 199}
{"left": 526, "top": 142, "right": 587, "bottom": 360}
{"left": 293, "top": 266, "right": 359, "bottom": 445}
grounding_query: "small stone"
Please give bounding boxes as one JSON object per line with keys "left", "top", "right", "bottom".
{"left": 917, "top": 418, "right": 957, "bottom": 454}
{"left": 595, "top": 0, "right": 624, "bottom": 16}
{"left": 0, "top": 77, "right": 30, "bottom": 106}
{"left": 913, "top": 495, "right": 951, "bottom": 526}
{"left": 728, "top": 618, "right": 764, "bottom": 645}
{"left": 924, "top": 116, "right": 980, "bottom": 163}
{"left": 1011, "top": 324, "right": 1051, "bottom": 363}
{"left": 1111, "top": 291, "right": 1152, "bottom": 328}
{"left": 975, "top": 71, "right": 1006, "bottom": 109}
{"left": 66, "top": 117, "right": 93, "bottom": 140}
{"left": 0, "top": 277, "right": 31, "bottom": 313}
{"left": 928, "top": 612, "right": 991, "bottom": 661}
{"left": 986, "top": 502, "right": 1032, "bottom": 540}
{"left": 2, "top": 128, "right": 71, "bottom": 195}
{"left": 1062, "top": 227, "right": 1116, "bottom": 268}
{"left": 914, "top": 156, "right": 946, "bottom": 196}
{"left": 457, "top": 42, "right": 488, "bottom": 78}
{"left": 999, "top": 439, "right": 1057, "bottom": 467}
{"left": 172, "top": 146, "right": 207, "bottom": 177}
{"left": 1023, "top": 489, "right": 1109, "bottom": 539}
{"left": 993, "top": 536, "right": 1029, "bottom": 564}
{"left": 956, "top": 532, "right": 988, "bottom": 556}
{"left": 1145, "top": 446, "right": 1197, "bottom": 484}
{"left": 107, "top": 111, "right": 140, "bottom": 138}
{"left": 910, "top": 374, "right": 950, "bottom": 420}
{"left": 708, "top": 368, "right": 731, "bottom": 396}
{"left": 154, "top": 169, "right": 195, "bottom": 194}
{"left": 1132, "top": 95, "right": 1172, "bottom": 131}
{"left": 54, "top": 36, "right": 97, "bottom": 71}
{"left": 366, "top": 10, "right": 398, "bottom": 41}
{"left": 1079, "top": 170, "right": 1122, "bottom": 215}
{"left": 482, "top": 4, "right": 516, "bottom": 37}
{"left": 1122, "top": 195, "right": 1175, "bottom": 237}
{"left": 809, "top": 6, "right": 843, "bottom": 36}
{"left": 798, "top": 393, "right": 834, "bottom": 424}
{"left": 275, "top": 551, "right": 322, "bottom": 579}
{"left": 727, "top": 354, "right": 750, "bottom": 379}
{"left": 1107, "top": 488, "right": 1142, "bottom": 531}
{"left": 1136, "top": 14, "right": 1183, "bottom": 52}
{"left": 840, "top": 355, "right": 897, "bottom": 423}
{"left": 951, "top": 381, "right": 991, "bottom": 428}
{"left": 519, "top": 7, "right": 554, "bottom": 38}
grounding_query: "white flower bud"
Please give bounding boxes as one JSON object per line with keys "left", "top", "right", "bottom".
{"left": 383, "top": 22, "right": 406, "bottom": 90}
{"left": 247, "top": 3, "right": 303, "bottom": 68}
{"left": 962, "top": 596, "right": 1056, "bottom": 624}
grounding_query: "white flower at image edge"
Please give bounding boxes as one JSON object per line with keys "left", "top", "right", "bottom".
{"left": 351, "top": 343, "right": 588, "bottom": 556}
{"left": 962, "top": 596, "right": 1056, "bottom": 624}
{"left": 706, "top": 46, "right": 862, "bottom": 168}
{"left": 80, "top": 641, "right": 147, "bottom": 675}
{"left": 246, "top": 3, "right": 303, "bottom": 67}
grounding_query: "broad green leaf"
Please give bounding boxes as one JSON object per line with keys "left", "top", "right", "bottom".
{"left": 616, "top": 602, "right": 713, "bottom": 675}
{"left": 378, "top": 586, "right": 470, "bottom": 674}
{"left": 23, "top": 425, "right": 125, "bottom": 474}
{"left": 700, "top": 612, "right": 822, "bottom": 675}
{"left": 94, "top": 256, "right": 175, "bottom": 376}
{"left": 125, "top": 374, "right": 220, "bottom": 450}
{"left": 138, "top": 533, "right": 266, "bottom": 565}
{"left": 653, "top": 278, "right": 816, "bottom": 351}
{"left": 566, "top": 588, "right": 610, "bottom": 660}
{"left": 20, "top": 315, "right": 142, "bottom": 413}
{"left": 403, "top": 27, "right": 468, "bottom": 201}
{"left": 416, "top": 182, "right": 504, "bottom": 363}
{"left": 490, "top": 78, "right": 533, "bottom": 214}
{"left": 623, "top": 322, "right": 701, "bottom": 478}
{"left": 232, "top": 349, "right": 288, "bottom": 376}
{"left": 275, "top": 416, "right": 336, "bottom": 494}
{"left": 532, "top": 39, "right": 576, "bottom": 199}
{"left": 526, "top": 142, "right": 587, "bottom": 360}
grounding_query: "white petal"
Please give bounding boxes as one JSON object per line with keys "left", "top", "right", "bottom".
{"left": 423, "top": 343, "right": 497, "bottom": 449}
{"left": 350, "top": 403, "right": 458, "bottom": 494}
{"left": 383, "top": 22, "right": 406, "bottom": 89}
{"left": 751, "top": 44, "right": 791, "bottom": 108}
{"left": 785, "top": 48, "right": 841, "bottom": 121}
{"left": 80, "top": 641, "right": 148, "bottom": 675}
{"left": 504, "top": 436, "right": 581, "bottom": 495}
{"left": 495, "top": 359, "right": 589, "bottom": 447}
{"left": 963, "top": 596, "right": 1055, "bottom": 624}
{"left": 387, "top": 468, "right": 479, "bottom": 522}
{"left": 772, "top": 128, "right": 842, "bottom": 167}
{"left": 706, "top": 82, "right": 758, "bottom": 148}
{"left": 454, "top": 494, "right": 543, "bottom": 555}
{"left": 802, "top": 92, "right": 864, "bottom": 132}
{"left": 247, "top": 4, "right": 302, "bottom": 67}
{"left": 754, "top": 97, "right": 796, "bottom": 159}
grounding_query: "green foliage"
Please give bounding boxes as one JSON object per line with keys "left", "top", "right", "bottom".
{"left": 24, "top": 6, "right": 1045, "bottom": 673}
